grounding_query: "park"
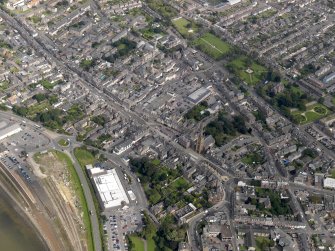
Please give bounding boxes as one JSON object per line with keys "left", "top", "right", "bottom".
{"left": 193, "top": 32, "right": 232, "bottom": 60}
{"left": 291, "top": 103, "right": 329, "bottom": 124}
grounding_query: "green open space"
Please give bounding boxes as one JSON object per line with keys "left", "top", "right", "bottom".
{"left": 128, "top": 236, "right": 145, "bottom": 251}
{"left": 184, "top": 101, "right": 209, "bottom": 121}
{"left": 172, "top": 17, "right": 198, "bottom": 37}
{"left": 74, "top": 147, "right": 96, "bottom": 167}
{"left": 104, "top": 38, "right": 137, "bottom": 63}
{"left": 227, "top": 56, "right": 268, "bottom": 85}
{"left": 74, "top": 147, "right": 108, "bottom": 250}
{"left": 193, "top": 33, "right": 232, "bottom": 60}
{"left": 140, "top": 26, "right": 165, "bottom": 40}
{"left": 255, "top": 236, "right": 274, "bottom": 251}
{"left": 0, "top": 80, "right": 9, "bottom": 91}
{"left": 291, "top": 103, "right": 329, "bottom": 125}
{"left": 128, "top": 213, "right": 158, "bottom": 251}
{"left": 241, "top": 152, "right": 265, "bottom": 165}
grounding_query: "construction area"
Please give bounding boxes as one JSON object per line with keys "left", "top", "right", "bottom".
{"left": 32, "top": 150, "right": 89, "bottom": 251}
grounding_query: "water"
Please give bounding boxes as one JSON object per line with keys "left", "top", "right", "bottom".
{"left": 0, "top": 193, "right": 47, "bottom": 251}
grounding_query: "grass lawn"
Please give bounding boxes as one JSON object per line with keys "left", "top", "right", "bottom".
{"left": 51, "top": 150, "right": 94, "bottom": 251}
{"left": 145, "top": 184, "right": 162, "bottom": 204}
{"left": 169, "top": 177, "right": 190, "bottom": 190}
{"left": 291, "top": 103, "right": 329, "bottom": 124}
{"left": 129, "top": 236, "right": 145, "bottom": 251}
{"left": 74, "top": 147, "right": 96, "bottom": 167}
{"left": 227, "top": 56, "right": 267, "bottom": 85}
{"left": 255, "top": 236, "right": 274, "bottom": 251}
{"left": 58, "top": 138, "right": 69, "bottom": 147}
{"left": 129, "top": 214, "right": 158, "bottom": 251}
{"left": 172, "top": 17, "right": 198, "bottom": 37}
{"left": 241, "top": 152, "right": 263, "bottom": 165}
{"left": 73, "top": 147, "right": 106, "bottom": 250}
{"left": 0, "top": 81, "right": 9, "bottom": 91}
{"left": 193, "top": 33, "right": 231, "bottom": 60}
{"left": 147, "top": 235, "right": 156, "bottom": 251}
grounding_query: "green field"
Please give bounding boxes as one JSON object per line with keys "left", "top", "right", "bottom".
{"left": 147, "top": 235, "right": 156, "bottom": 251}
{"left": 193, "top": 33, "right": 232, "bottom": 60}
{"left": 227, "top": 56, "right": 268, "bottom": 85}
{"left": 291, "top": 103, "right": 329, "bottom": 124}
{"left": 169, "top": 177, "right": 190, "bottom": 190}
{"left": 172, "top": 17, "right": 198, "bottom": 37}
{"left": 129, "top": 236, "right": 145, "bottom": 251}
{"left": 74, "top": 147, "right": 96, "bottom": 167}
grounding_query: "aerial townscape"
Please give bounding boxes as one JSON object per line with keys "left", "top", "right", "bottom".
{"left": 0, "top": 0, "right": 335, "bottom": 250}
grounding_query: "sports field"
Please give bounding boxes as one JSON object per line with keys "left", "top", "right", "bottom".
{"left": 193, "top": 33, "right": 231, "bottom": 60}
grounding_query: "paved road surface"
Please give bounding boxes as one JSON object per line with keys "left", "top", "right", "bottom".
{"left": 67, "top": 149, "right": 102, "bottom": 251}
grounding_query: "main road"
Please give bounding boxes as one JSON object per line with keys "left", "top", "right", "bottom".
{"left": 67, "top": 149, "right": 102, "bottom": 251}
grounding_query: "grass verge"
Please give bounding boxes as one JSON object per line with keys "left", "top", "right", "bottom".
{"left": 53, "top": 150, "right": 94, "bottom": 251}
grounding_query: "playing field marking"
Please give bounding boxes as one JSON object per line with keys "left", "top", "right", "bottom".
{"left": 200, "top": 38, "right": 224, "bottom": 54}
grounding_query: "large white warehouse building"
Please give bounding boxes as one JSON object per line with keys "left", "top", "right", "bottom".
{"left": 87, "top": 166, "right": 129, "bottom": 210}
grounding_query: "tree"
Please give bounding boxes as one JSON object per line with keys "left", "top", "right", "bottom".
{"left": 318, "top": 97, "right": 325, "bottom": 104}
{"left": 92, "top": 115, "right": 107, "bottom": 126}
{"left": 32, "top": 93, "right": 47, "bottom": 102}
{"left": 302, "top": 148, "right": 318, "bottom": 159}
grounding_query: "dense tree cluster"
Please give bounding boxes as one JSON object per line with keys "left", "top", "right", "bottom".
{"left": 258, "top": 83, "right": 311, "bottom": 119}
{"left": 103, "top": 38, "right": 137, "bottom": 63}
{"left": 32, "top": 93, "right": 58, "bottom": 104}
{"left": 205, "top": 112, "right": 248, "bottom": 146}
{"left": 12, "top": 104, "right": 84, "bottom": 130}
{"left": 91, "top": 115, "right": 107, "bottom": 126}
{"left": 130, "top": 158, "right": 210, "bottom": 209}
{"left": 302, "top": 148, "right": 319, "bottom": 159}
{"left": 184, "top": 101, "right": 209, "bottom": 121}
{"left": 252, "top": 188, "right": 292, "bottom": 216}
{"left": 155, "top": 215, "right": 187, "bottom": 250}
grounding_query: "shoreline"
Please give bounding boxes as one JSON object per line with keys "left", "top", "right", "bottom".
{"left": 0, "top": 184, "right": 50, "bottom": 251}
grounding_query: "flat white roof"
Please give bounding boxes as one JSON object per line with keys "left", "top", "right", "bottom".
{"left": 93, "top": 169, "right": 129, "bottom": 209}
{"left": 187, "top": 87, "right": 211, "bottom": 104}
{"left": 324, "top": 178, "right": 335, "bottom": 188}
{"left": 88, "top": 167, "right": 104, "bottom": 175}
